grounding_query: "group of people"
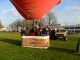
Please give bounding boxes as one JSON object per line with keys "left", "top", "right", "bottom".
{"left": 20, "top": 25, "right": 57, "bottom": 40}
{"left": 20, "top": 25, "right": 80, "bottom": 54}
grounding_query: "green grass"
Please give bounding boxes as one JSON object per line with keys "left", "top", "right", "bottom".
{"left": 0, "top": 32, "right": 80, "bottom": 60}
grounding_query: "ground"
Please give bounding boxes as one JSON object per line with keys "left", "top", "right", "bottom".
{"left": 0, "top": 32, "right": 80, "bottom": 60}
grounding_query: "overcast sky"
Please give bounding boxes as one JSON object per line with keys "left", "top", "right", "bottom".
{"left": 0, "top": 0, "right": 80, "bottom": 27}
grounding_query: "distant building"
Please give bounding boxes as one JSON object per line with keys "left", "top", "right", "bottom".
{"left": 0, "top": 28, "right": 6, "bottom": 31}
{"left": 0, "top": 28, "right": 3, "bottom": 31}
{"left": 64, "top": 24, "right": 80, "bottom": 33}
{"left": 50, "top": 23, "right": 65, "bottom": 29}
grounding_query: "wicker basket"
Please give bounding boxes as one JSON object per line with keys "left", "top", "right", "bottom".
{"left": 22, "top": 36, "right": 50, "bottom": 49}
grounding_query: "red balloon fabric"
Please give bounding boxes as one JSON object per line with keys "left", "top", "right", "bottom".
{"left": 10, "top": 0, "right": 61, "bottom": 20}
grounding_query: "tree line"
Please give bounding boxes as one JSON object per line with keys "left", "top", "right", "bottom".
{"left": 9, "top": 12, "right": 57, "bottom": 32}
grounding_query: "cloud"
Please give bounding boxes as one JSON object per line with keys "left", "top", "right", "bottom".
{"left": 0, "top": 7, "right": 23, "bottom": 27}
{"left": 64, "top": 6, "right": 80, "bottom": 13}
{"left": 0, "top": 16, "right": 4, "bottom": 26}
{"left": 56, "top": 6, "right": 80, "bottom": 25}
{"left": 2, "top": 7, "right": 22, "bottom": 17}
{"left": 0, "top": 16, "right": 2, "bottom": 19}
{"left": 0, "top": 16, "right": 3, "bottom": 20}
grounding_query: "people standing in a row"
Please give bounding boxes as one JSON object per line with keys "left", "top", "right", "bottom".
{"left": 20, "top": 25, "right": 57, "bottom": 40}
{"left": 20, "top": 25, "right": 50, "bottom": 36}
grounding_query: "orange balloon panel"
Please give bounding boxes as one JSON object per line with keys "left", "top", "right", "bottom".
{"left": 10, "top": 0, "right": 61, "bottom": 20}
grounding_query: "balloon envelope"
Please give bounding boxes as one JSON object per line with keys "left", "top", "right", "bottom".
{"left": 10, "top": 0, "right": 61, "bottom": 20}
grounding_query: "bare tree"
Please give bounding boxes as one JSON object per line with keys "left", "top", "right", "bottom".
{"left": 22, "top": 19, "right": 42, "bottom": 26}
{"left": 39, "top": 16, "right": 48, "bottom": 26}
{"left": 9, "top": 19, "right": 22, "bottom": 31}
{"left": 38, "top": 12, "right": 57, "bottom": 27}
{"left": 22, "top": 19, "right": 33, "bottom": 27}
{"left": 14, "top": 19, "right": 22, "bottom": 31}
{"left": 9, "top": 12, "right": 57, "bottom": 31}
{"left": 47, "top": 12, "right": 57, "bottom": 26}
{"left": 0, "top": 20, "right": 3, "bottom": 29}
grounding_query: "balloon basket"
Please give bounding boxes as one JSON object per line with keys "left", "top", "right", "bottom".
{"left": 22, "top": 36, "right": 50, "bottom": 49}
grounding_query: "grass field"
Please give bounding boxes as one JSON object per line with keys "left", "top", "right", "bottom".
{"left": 0, "top": 32, "right": 80, "bottom": 60}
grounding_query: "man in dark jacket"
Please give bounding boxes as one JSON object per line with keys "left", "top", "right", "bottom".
{"left": 25, "top": 27, "right": 30, "bottom": 36}
{"left": 76, "top": 39, "right": 80, "bottom": 54}
{"left": 21, "top": 27, "right": 25, "bottom": 36}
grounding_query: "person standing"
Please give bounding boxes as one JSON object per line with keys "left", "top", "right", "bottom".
{"left": 76, "top": 39, "right": 80, "bottom": 54}
{"left": 50, "top": 29, "right": 55, "bottom": 40}
{"left": 25, "top": 27, "right": 30, "bottom": 36}
{"left": 29, "top": 26, "right": 36, "bottom": 36}
{"left": 20, "top": 27, "right": 25, "bottom": 36}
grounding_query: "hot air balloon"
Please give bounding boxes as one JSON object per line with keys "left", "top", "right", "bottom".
{"left": 10, "top": 0, "right": 61, "bottom": 20}
{"left": 10, "top": 0, "right": 61, "bottom": 48}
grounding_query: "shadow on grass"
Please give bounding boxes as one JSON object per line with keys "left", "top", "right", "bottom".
{"left": 0, "top": 38, "right": 21, "bottom": 46}
{"left": 48, "top": 47, "right": 76, "bottom": 54}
